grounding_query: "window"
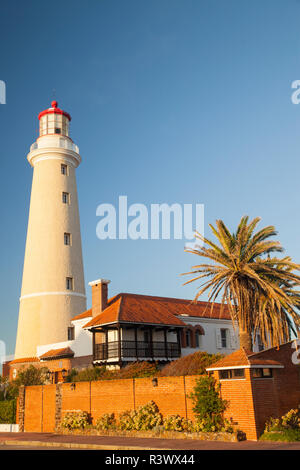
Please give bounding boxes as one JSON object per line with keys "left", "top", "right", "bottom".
{"left": 220, "top": 329, "right": 228, "bottom": 348}
{"left": 68, "top": 327, "right": 75, "bottom": 341}
{"left": 66, "top": 277, "right": 73, "bottom": 291}
{"left": 185, "top": 330, "right": 191, "bottom": 347}
{"left": 61, "top": 164, "right": 68, "bottom": 175}
{"left": 62, "top": 192, "right": 69, "bottom": 204}
{"left": 252, "top": 368, "right": 273, "bottom": 378}
{"left": 55, "top": 128, "right": 61, "bottom": 134}
{"left": 64, "top": 233, "right": 71, "bottom": 246}
{"left": 195, "top": 331, "right": 200, "bottom": 348}
{"left": 219, "top": 368, "right": 245, "bottom": 380}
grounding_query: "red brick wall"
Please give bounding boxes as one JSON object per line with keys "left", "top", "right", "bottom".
{"left": 91, "top": 379, "right": 135, "bottom": 423}
{"left": 215, "top": 369, "right": 258, "bottom": 440}
{"left": 249, "top": 343, "right": 300, "bottom": 436}
{"left": 42, "top": 384, "right": 56, "bottom": 432}
{"left": 62, "top": 381, "right": 91, "bottom": 417}
{"left": 135, "top": 376, "right": 188, "bottom": 418}
{"left": 22, "top": 376, "right": 202, "bottom": 433}
{"left": 253, "top": 343, "right": 300, "bottom": 416}
{"left": 21, "top": 353, "right": 300, "bottom": 440}
{"left": 24, "top": 386, "right": 43, "bottom": 432}
{"left": 2, "top": 361, "right": 11, "bottom": 378}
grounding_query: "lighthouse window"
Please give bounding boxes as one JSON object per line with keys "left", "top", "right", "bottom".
{"left": 62, "top": 192, "right": 69, "bottom": 204}
{"left": 61, "top": 164, "right": 68, "bottom": 175}
{"left": 55, "top": 128, "right": 61, "bottom": 134}
{"left": 64, "top": 233, "right": 71, "bottom": 246}
{"left": 66, "top": 277, "right": 73, "bottom": 291}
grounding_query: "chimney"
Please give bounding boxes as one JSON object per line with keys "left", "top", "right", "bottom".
{"left": 88, "top": 279, "right": 111, "bottom": 317}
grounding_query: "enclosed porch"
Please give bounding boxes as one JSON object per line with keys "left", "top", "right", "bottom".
{"left": 91, "top": 323, "right": 182, "bottom": 366}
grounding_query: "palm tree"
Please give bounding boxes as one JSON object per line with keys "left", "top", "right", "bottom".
{"left": 183, "top": 216, "right": 300, "bottom": 351}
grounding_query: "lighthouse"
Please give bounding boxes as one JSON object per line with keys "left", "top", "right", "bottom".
{"left": 14, "top": 101, "right": 86, "bottom": 359}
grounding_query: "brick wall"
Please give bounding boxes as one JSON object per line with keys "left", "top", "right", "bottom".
{"left": 250, "top": 343, "right": 300, "bottom": 436}
{"left": 20, "top": 350, "right": 300, "bottom": 440}
{"left": 22, "top": 375, "right": 201, "bottom": 433}
{"left": 214, "top": 369, "right": 258, "bottom": 440}
{"left": 24, "top": 385, "right": 43, "bottom": 432}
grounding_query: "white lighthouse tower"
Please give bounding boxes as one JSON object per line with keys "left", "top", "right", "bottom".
{"left": 14, "top": 101, "right": 86, "bottom": 359}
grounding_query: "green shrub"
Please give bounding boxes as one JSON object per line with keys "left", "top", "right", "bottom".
{"left": 60, "top": 410, "right": 90, "bottom": 430}
{"left": 264, "top": 408, "right": 300, "bottom": 433}
{"left": 160, "top": 352, "right": 224, "bottom": 377}
{"left": 95, "top": 413, "right": 116, "bottom": 431}
{"left": 118, "top": 362, "right": 159, "bottom": 379}
{"left": 119, "top": 401, "right": 162, "bottom": 431}
{"left": 163, "top": 415, "right": 194, "bottom": 432}
{"left": 2, "top": 366, "right": 50, "bottom": 400}
{"left": 118, "top": 410, "right": 135, "bottom": 431}
{"left": 265, "top": 417, "right": 283, "bottom": 432}
{"left": 65, "top": 366, "right": 108, "bottom": 383}
{"left": 0, "top": 400, "right": 16, "bottom": 424}
{"left": 281, "top": 409, "right": 300, "bottom": 429}
{"left": 66, "top": 362, "right": 159, "bottom": 383}
{"left": 189, "top": 375, "right": 228, "bottom": 432}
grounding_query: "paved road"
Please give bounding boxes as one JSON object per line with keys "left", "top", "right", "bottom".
{"left": 0, "top": 444, "right": 77, "bottom": 450}
{"left": 1, "top": 432, "right": 300, "bottom": 450}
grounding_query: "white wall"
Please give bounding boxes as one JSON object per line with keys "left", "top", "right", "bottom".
{"left": 179, "top": 317, "right": 240, "bottom": 356}
{"left": 36, "top": 317, "right": 92, "bottom": 358}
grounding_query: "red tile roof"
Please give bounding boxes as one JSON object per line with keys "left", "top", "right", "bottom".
{"left": 39, "top": 347, "right": 74, "bottom": 360}
{"left": 206, "top": 348, "right": 283, "bottom": 370}
{"left": 9, "top": 357, "right": 40, "bottom": 365}
{"left": 83, "top": 293, "right": 231, "bottom": 329}
{"left": 72, "top": 308, "right": 92, "bottom": 321}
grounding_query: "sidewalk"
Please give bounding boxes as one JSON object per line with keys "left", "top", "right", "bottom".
{"left": 1, "top": 433, "right": 300, "bottom": 450}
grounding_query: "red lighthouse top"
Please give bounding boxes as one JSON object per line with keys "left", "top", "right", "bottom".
{"left": 38, "top": 101, "right": 71, "bottom": 121}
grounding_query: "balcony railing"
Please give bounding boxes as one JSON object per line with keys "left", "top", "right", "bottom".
{"left": 94, "top": 341, "right": 180, "bottom": 361}
{"left": 30, "top": 138, "right": 79, "bottom": 154}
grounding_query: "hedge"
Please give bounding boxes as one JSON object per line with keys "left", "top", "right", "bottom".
{"left": 0, "top": 400, "right": 16, "bottom": 424}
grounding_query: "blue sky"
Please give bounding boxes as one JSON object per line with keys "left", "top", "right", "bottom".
{"left": 1, "top": 0, "right": 300, "bottom": 354}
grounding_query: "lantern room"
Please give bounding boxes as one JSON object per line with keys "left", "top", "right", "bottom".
{"left": 38, "top": 100, "right": 71, "bottom": 137}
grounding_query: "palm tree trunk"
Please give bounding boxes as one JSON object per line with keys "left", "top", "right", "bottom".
{"left": 239, "top": 328, "right": 252, "bottom": 352}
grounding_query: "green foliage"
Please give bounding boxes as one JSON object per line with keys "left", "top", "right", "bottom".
{"left": 16, "top": 365, "right": 49, "bottom": 386}
{"left": 119, "top": 401, "right": 162, "bottom": 431}
{"left": 160, "top": 352, "right": 224, "bottom": 377}
{"left": 189, "top": 375, "right": 228, "bottom": 432}
{"left": 264, "top": 417, "right": 282, "bottom": 432}
{"left": 60, "top": 411, "right": 90, "bottom": 430}
{"left": 95, "top": 413, "right": 116, "bottom": 431}
{"left": 260, "top": 429, "right": 300, "bottom": 442}
{"left": 163, "top": 415, "right": 194, "bottom": 432}
{"left": 264, "top": 408, "right": 300, "bottom": 433}
{"left": 0, "top": 400, "right": 16, "bottom": 424}
{"left": 57, "top": 400, "right": 236, "bottom": 435}
{"left": 118, "top": 362, "right": 159, "bottom": 379}
{"left": 65, "top": 362, "right": 159, "bottom": 383}
{"left": 118, "top": 410, "right": 135, "bottom": 431}
{"left": 65, "top": 366, "right": 106, "bottom": 383}
{"left": 282, "top": 409, "right": 300, "bottom": 429}
{"left": 65, "top": 368, "right": 79, "bottom": 383}
{"left": 4, "top": 365, "right": 50, "bottom": 399}
{"left": 0, "top": 376, "right": 9, "bottom": 401}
